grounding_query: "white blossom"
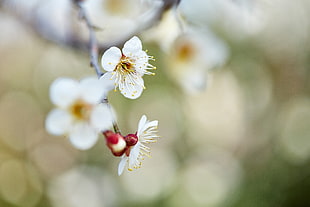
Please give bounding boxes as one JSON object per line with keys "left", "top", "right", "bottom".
{"left": 45, "top": 77, "right": 113, "bottom": 150}
{"left": 100, "top": 36, "right": 156, "bottom": 99}
{"left": 118, "top": 115, "right": 159, "bottom": 175}
{"left": 167, "top": 30, "right": 228, "bottom": 94}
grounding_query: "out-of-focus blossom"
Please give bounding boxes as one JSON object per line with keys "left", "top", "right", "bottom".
{"left": 179, "top": 0, "right": 266, "bottom": 37}
{"left": 279, "top": 98, "right": 310, "bottom": 164}
{"left": 142, "top": 8, "right": 183, "bottom": 52}
{"left": 167, "top": 30, "right": 228, "bottom": 94}
{"left": 45, "top": 77, "right": 113, "bottom": 150}
{"left": 118, "top": 115, "right": 159, "bottom": 175}
{"left": 48, "top": 167, "right": 117, "bottom": 207}
{"left": 83, "top": 0, "right": 163, "bottom": 43}
{"left": 101, "top": 36, "right": 156, "bottom": 99}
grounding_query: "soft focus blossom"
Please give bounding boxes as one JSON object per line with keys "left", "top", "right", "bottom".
{"left": 179, "top": 0, "right": 265, "bottom": 37}
{"left": 45, "top": 77, "right": 113, "bottom": 150}
{"left": 83, "top": 0, "right": 163, "bottom": 44}
{"left": 167, "top": 30, "right": 228, "bottom": 94}
{"left": 142, "top": 8, "right": 182, "bottom": 52}
{"left": 118, "top": 115, "right": 159, "bottom": 175}
{"left": 100, "top": 36, "right": 156, "bottom": 99}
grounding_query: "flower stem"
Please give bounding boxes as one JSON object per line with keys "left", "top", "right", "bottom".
{"left": 112, "top": 121, "right": 121, "bottom": 135}
{"left": 102, "top": 98, "right": 121, "bottom": 134}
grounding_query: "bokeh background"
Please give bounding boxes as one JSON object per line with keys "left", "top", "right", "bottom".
{"left": 0, "top": 0, "right": 310, "bottom": 207}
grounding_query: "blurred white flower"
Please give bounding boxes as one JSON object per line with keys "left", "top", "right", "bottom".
{"left": 100, "top": 36, "right": 156, "bottom": 99}
{"left": 179, "top": 0, "right": 265, "bottom": 37}
{"left": 118, "top": 115, "right": 159, "bottom": 175}
{"left": 45, "top": 77, "right": 113, "bottom": 150}
{"left": 167, "top": 30, "right": 228, "bottom": 94}
{"left": 83, "top": 0, "right": 163, "bottom": 44}
{"left": 142, "top": 8, "right": 183, "bottom": 52}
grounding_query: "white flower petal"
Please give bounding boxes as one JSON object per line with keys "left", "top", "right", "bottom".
{"left": 45, "top": 109, "right": 72, "bottom": 136}
{"left": 99, "top": 72, "right": 117, "bottom": 93}
{"left": 69, "top": 122, "right": 98, "bottom": 150}
{"left": 122, "top": 36, "right": 143, "bottom": 57}
{"left": 101, "top": 47, "right": 122, "bottom": 71}
{"left": 139, "top": 120, "right": 159, "bottom": 142}
{"left": 50, "top": 78, "right": 79, "bottom": 108}
{"left": 79, "top": 76, "right": 106, "bottom": 104}
{"left": 90, "top": 104, "right": 113, "bottom": 131}
{"left": 128, "top": 142, "right": 141, "bottom": 167}
{"left": 118, "top": 156, "right": 127, "bottom": 176}
{"left": 142, "top": 120, "right": 158, "bottom": 132}
{"left": 137, "top": 115, "right": 147, "bottom": 136}
{"left": 133, "top": 50, "right": 149, "bottom": 74}
{"left": 119, "top": 76, "right": 144, "bottom": 99}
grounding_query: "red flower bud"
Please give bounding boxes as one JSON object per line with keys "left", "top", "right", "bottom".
{"left": 103, "top": 130, "right": 126, "bottom": 156}
{"left": 124, "top": 133, "right": 138, "bottom": 146}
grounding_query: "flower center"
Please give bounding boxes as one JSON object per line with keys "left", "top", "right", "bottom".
{"left": 103, "top": 0, "right": 132, "bottom": 17}
{"left": 115, "top": 56, "right": 135, "bottom": 74}
{"left": 176, "top": 41, "right": 196, "bottom": 62}
{"left": 70, "top": 100, "right": 92, "bottom": 120}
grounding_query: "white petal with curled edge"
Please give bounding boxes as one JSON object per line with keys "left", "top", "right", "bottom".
{"left": 118, "top": 155, "right": 127, "bottom": 176}
{"left": 69, "top": 122, "right": 98, "bottom": 150}
{"left": 119, "top": 76, "right": 144, "bottom": 99}
{"left": 133, "top": 50, "right": 149, "bottom": 74}
{"left": 99, "top": 72, "right": 117, "bottom": 94}
{"left": 79, "top": 76, "right": 106, "bottom": 104}
{"left": 101, "top": 47, "right": 122, "bottom": 72}
{"left": 128, "top": 142, "right": 141, "bottom": 167}
{"left": 45, "top": 109, "right": 72, "bottom": 136}
{"left": 90, "top": 104, "right": 113, "bottom": 131}
{"left": 50, "top": 78, "right": 80, "bottom": 108}
{"left": 137, "top": 115, "right": 147, "bottom": 136}
{"left": 139, "top": 120, "right": 158, "bottom": 135}
{"left": 122, "top": 36, "right": 143, "bottom": 57}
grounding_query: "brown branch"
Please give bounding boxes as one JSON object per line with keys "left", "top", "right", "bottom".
{"left": 74, "top": 0, "right": 122, "bottom": 133}
{"left": 71, "top": 0, "right": 181, "bottom": 78}
{"left": 74, "top": 1, "right": 103, "bottom": 78}
{"left": 1, "top": 0, "right": 181, "bottom": 53}
{"left": 102, "top": 98, "right": 121, "bottom": 134}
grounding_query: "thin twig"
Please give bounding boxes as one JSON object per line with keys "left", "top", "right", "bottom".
{"left": 102, "top": 98, "right": 121, "bottom": 134}
{"left": 2, "top": 0, "right": 181, "bottom": 53}
{"left": 75, "top": 1, "right": 103, "bottom": 78}
{"left": 75, "top": 0, "right": 121, "bottom": 133}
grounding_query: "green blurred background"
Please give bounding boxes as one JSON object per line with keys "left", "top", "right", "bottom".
{"left": 0, "top": 0, "right": 310, "bottom": 207}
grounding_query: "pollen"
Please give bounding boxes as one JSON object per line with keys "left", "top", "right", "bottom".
{"left": 70, "top": 100, "right": 92, "bottom": 120}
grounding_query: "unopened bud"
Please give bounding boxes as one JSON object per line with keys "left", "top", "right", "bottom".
{"left": 103, "top": 130, "right": 126, "bottom": 156}
{"left": 124, "top": 133, "right": 138, "bottom": 146}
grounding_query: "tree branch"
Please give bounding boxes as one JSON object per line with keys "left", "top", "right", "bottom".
{"left": 1, "top": 0, "right": 181, "bottom": 53}
{"left": 74, "top": 1, "right": 103, "bottom": 78}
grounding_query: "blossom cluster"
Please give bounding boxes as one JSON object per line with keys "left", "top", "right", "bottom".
{"left": 45, "top": 36, "right": 159, "bottom": 175}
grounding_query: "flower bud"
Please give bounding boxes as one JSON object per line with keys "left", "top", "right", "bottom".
{"left": 124, "top": 133, "right": 138, "bottom": 146}
{"left": 103, "top": 130, "right": 126, "bottom": 156}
